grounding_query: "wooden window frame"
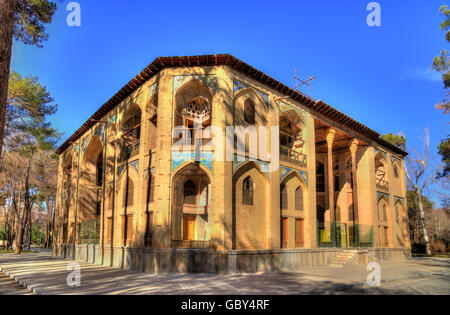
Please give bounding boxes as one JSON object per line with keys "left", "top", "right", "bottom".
{"left": 242, "top": 176, "right": 254, "bottom": 206}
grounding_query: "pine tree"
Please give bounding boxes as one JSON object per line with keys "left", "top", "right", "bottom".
{"left": 0, "top": 0, "right": 58, "bottom": 160}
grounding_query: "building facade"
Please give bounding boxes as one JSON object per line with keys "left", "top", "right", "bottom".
{"left": 54, "top": 55, "right": 410, "bottom": 273}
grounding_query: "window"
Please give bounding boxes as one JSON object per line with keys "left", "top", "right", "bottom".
{"left": 295, "top": 219, "right": 304, "bottom": 247}
{"left": 316, "top": 162, "right": 325, "bottom": 192}
{"left": 183, "top": 214, "right": 195, "bottom": 241}
{"left": 280, "top": 185, "right": 288, "bottom": 209}
{"left": 396, "top": 205, "right": 400, "bottom": 223}
{"left": 281, "top": 217, "right": 288, "bottom": 248}
{"left": 295, "top": 187, "right": 303, "bottom": 211}
{"left": 183, "top": 180, "right": 197, "bottom": 205}
{"left": 146, "top": 174, "right": 154, "bottom": 204}
{"left": 108, "top": 190, "right": 113, "bottom": 210}
{"left": 244, "top": 99, "right": 255, "bottom": 124}
{"left": 334, "top": 175, "right": 340, "bottom": 191}
{"left": 242, "top": 176, "right": 254, "bottom": 205}
{"left": 144, "top": 212, "right": 153, "bottom": 247}
{"left": 383, "top": 226, "right": 389, "bottom": 247}
{"left": 96, "top": 153, "right": 103, "bottom": 186}
{"left": 123, "top": 214, "right": 133, "bottom": 244}
{"left": 383, "top": 204, "right": 387, "bottom": 222}
{"left": 123, "top": 178, "right": 134, "bottom": 207}
{"left": 393, "top": 164, "right": 399, "bottom": 178}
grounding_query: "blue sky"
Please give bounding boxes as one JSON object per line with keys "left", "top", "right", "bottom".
{"left": 11, "top": 0, "right": 448, "bottom": 202}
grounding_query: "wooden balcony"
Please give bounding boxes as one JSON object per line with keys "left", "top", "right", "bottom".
{"left": 280, "top": 146, "right": 307, "bottom": 168}
{"left": 376, "top": 178, "right": 389, "bottom": 191}
{"left": 119, "top": 141, "right": 140, "bottom": 162}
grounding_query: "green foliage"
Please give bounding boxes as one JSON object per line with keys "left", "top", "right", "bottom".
{"left": 7, "top": 71, "right": 60, "bottom": 151}
{"left": 437, "top": 135, "right": 450, "bottom": 178}
{"left": 407, "top": 190, "right": 434, "bottom": 213}
{"left": 31, "top": 222, "right": 44, "bottom": 244}
{"left": 432, "top": 5, "right": 450, "bottom": 112}
{"left": 13, "top": 0, "right": 58, "bottom": 48}
{"left": 381, "top": 133, "right": 407, "bottom": 151}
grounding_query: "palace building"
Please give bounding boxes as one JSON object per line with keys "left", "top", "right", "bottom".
{"left": 54, "top": 54, "right": 410, "bottom": 273}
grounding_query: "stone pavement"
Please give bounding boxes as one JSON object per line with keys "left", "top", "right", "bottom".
{"left": 0, "top": 252, "right": 448, "bottom": 295}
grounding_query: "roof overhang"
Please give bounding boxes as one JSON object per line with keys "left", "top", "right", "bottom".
{"left": 55, "top": 54, "right": 407, "bottom": 156}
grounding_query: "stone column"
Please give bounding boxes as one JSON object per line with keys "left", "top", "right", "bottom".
{"left": 350, "top": 139, "right": 359, "bottom": 246}
{"left": 350, "top": 139, "right": 359, "bottom": 225}
{"left": 326, "top": 128, "right": 335, "bottom": 224}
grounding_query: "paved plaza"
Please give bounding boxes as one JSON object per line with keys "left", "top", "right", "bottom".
{"left": 0, "top": 252, "right": 448, "bottom": 295}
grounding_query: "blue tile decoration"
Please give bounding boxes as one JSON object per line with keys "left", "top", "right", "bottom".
{"left": 377, "top": 191, "right": 390, "bottom": 201}
{"left": 394, "top": 196, "right": 405, "bottom": 205}
{"left": 172, "top": 151, "right": 214, "bottom": 174}
{"left": 117, "top": 165, "right": 125, "bottom": 178}
{"left": 109, "top": 114, "right": 116, "bottom": 126}
{"left": 278, "top": 101, "right": 307, "bottom": 125}
{"left": 148, "top": 82, "right": 159, "bottom": 99}
{"left": 144, "top": 167, "right": 155, "bottom": 178}
{"left": 233, "top": 79, "right": 269, "bottom": 108}
{"left": 74, "top": 144, "right": 79, "bottom": 153}
{"left": 94, "top": 124, "right": 105, "bottom": 142}
{"left": 81, "top": 135, "right": 91, "bottom": 153}
{"left": 130, "top": 159, "right": 139, "bottom": 173}
{"left": 374, "top": 148, "right": 387, "bottom": 159}
{"left": 174, "top": 75, "right": 218, "bottom": 95}
{"left": 280, "top": 166, "right": 308, "bottom": 186}
{"left": 391, "top": 156, "right": 401, "bottom": 165}
{"left": 232, "top": 154, "right": 270, "bottom": 178}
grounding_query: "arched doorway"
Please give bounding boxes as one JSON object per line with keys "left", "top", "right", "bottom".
{"left": 377, "top": 197, "right": 391, "bottom": 247}
{"left": 79, "top": 136, "right": 103, "bottom": 244}
{"left": 171, "top": 163, "right": 211, "bottom": 248}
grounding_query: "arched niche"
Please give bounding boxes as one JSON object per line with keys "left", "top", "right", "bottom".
{"left": 171, "top": 163, "right": 211, "bottom": 245}
{"left": 232, "top": 161, "right": 268, "bottom": 250}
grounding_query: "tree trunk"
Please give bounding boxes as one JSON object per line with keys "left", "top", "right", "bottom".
{"left": 0, "top": 0, "right": 15, "bottom": 160}
{"left": 14, "top": 226, "right": 25, "bottom": 255}
{"left": 417, "top": 190, "right": 432, "bottom": 255}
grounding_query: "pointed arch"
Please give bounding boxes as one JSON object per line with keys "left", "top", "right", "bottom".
{"left": 232, "top": 160, "right": 269, "bottom": 181}
{"left": 232, "top": 160, "right": 268, "bottom": 250}
{"left": 171, "top": 162, "right": 211, "bottom": 245}
{"left": 234, "top": 88, "right": 267, "bottom": 126}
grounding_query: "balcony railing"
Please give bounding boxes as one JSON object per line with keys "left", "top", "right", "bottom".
{"left": 317, "top": 221, "right": 374, "bottom": 248}
{"left": 171, "top": 240, "right": 211, "bottom": 249}
{"left": 280, "top": 146, "right": 307, "bottom": 168}
{"left": 376, "top": 178, "right": 389, "bottom": 190}
{"left": 173, "top": 127, "right": 212, "bottom": 148}
{"left": 119, "top": 141, "right": 140, "bottom": 162}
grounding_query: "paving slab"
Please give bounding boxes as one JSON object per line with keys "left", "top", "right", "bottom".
{"left": 0, "top": 252, "right": 448, "bottom": 295}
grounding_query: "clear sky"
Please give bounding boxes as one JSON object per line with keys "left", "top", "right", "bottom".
{"left": 11, "top": 0, "right": 449, "bottom": 203}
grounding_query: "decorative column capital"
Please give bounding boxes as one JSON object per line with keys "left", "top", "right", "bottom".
{"left": 326, "top": 128, "right": 336, "bottom": 147}
{"left": 350, "top": 139, "right": 359, "bottom": 154}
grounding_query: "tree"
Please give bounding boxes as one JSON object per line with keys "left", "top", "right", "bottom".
{"left": 0, "top": 71, "right": 59, "bottom": 254}
{"left": 381, "top": 133, "right": 407, "bottom": 151}
{"left": 437, "top": 135, "right": 450, "bottom": 178}
{"left": 34, "top": 149, "right": 58, "bottom": 248}
{"left": 0, "top": 0, "right": 58, "bottom": 160}
{"left": 406, "top": 190, "right": 434, "bottom": 243}
{"left": 403, "top": 130, "right": 438, "bottom": 255}
{"left": 432, "top": 5, "right": 450, "bottom": 113}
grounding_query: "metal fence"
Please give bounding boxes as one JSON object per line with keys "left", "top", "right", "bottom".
{"left": 78, "top": 219, "right": 100, "bottom": 245}
{"left": 317, "top": 221, "right": 374, "bottom": 248}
